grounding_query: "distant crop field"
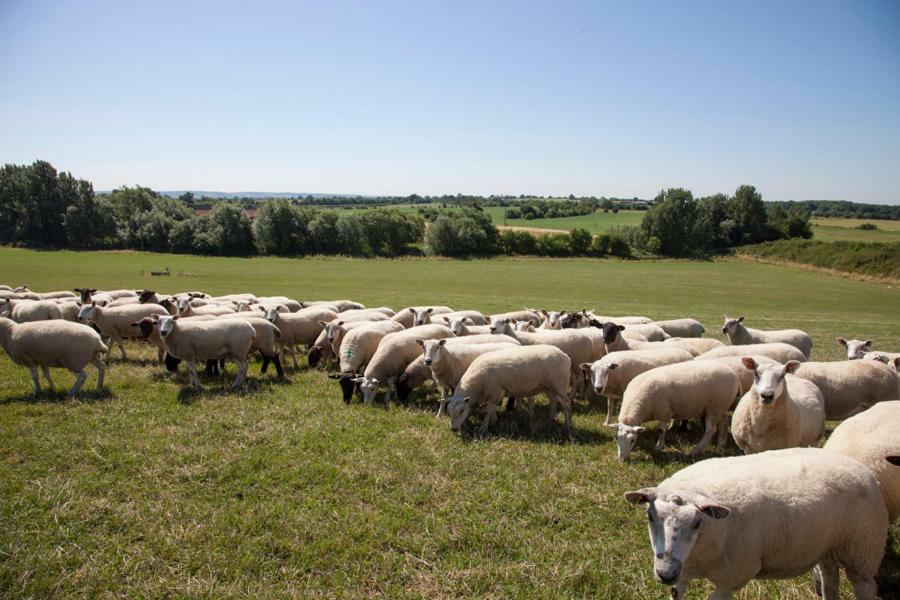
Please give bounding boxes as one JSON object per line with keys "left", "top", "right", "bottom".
{"left": 811, "top": 217, "right": 900, "bottom": 242}
{"left": 1, "top": 247, "right": 898, "bottom": 598}
{"left": 482, "top": 206, "right": 645, "bottom": 234}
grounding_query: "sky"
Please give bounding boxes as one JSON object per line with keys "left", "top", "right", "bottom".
{"left": 1, "top": 1, "right": 899, "bottom": 203}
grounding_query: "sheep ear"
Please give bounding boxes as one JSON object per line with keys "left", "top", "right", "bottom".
{"left": 130, "top": 321, "right": 140, "bottom": 327}
{"left": 438, "top": 339, "right": 446, "bottom": 346}
{"left": 784, "top": 360, "right": 801, "bottom": 374}
{"left": 560, "top": 310, "right": 568, "bottom": 316}
{"left": 737, "top": 316, "right": 745, "bottom": 322}
{"left": 172, "top": 315, "right": 179, "bottom": 321}
{"left": 579, "top": 362, "right": 593, "bottom": 372}
{"left": 836, "top": 337, "right": 847, "bottom": 347}
{"left": 740, "top": 356, "right": 757, "bottom": 370}
{"left": 624, "top": 488, "right": 656, "bottom": 505}
{"left": 634, "top": 426, "right": 646, "bottom": 433}
{"left": 864, "top": 340, "right": 873, "bottom": 347}
{"left": 886, "top": 456, "right": 900, "bottom": 467}
{"left": 892, "top": 357, "right": 900, "bottom": 370}
{"left": 617, "top": 325, "right": 625, "bottom": 331}
{"left": 426, "top": 308, "right": 433, "bottom": 314}
{"left": 608, "top": 363, "right": 618, "bottom": 370}
{"left": 696, "top": 498, "right": 730, "bottom": 519}
{"left": 415, "top": 339, "right": 425, "bottom": 347}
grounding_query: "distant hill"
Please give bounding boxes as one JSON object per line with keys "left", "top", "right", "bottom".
{"left": 157, "top": 191, "right": 359, "bottom": 199}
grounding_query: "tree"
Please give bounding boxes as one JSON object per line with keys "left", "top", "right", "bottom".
{"left": 254, "top": 200, "right": 307, "bottom": 255}
{"left": 693, "top": 194, "right": 731, "bottom": 251}
{"left": 641, "top": 188, "right": 697, "bottom": 256}
{"left": 569, "top": 228, "right": 592, "bottom": 255}
{"left": 728, "top": 185, "right": 768, "bottom": 245}
{"left": 209, "top": 203, "right": 254, "bottom": 256}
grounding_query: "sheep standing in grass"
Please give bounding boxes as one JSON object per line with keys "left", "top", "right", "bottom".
{"left": 721, "top": 316, "right": 812, "bottom": 358}
{"left": 264, "top": 306, "right": 337, "bottom": 368}
{"left": 444, "top": 345, "right": 572, "bottom": 434}
{"left": 694, "top": 355, "right": 778, "bottom": 396}
{"left": 791, "top": 359, "right": 899, "bottom": 420}
{"left": 663, "top": 337, "right": 723, "bottom": 356}
{"left": 217, "top": 314, "right": 285, "bottom": 377}
{"left": 445, "top": 317, "right": 492, "bottom": 336}
{"left": 489, "top": 309, "right": 542, "bottom": 327}
{"left": 307, "top": 319, "right": 384, "bottom": 368}
{"left": 825, "top": 401, "right": 900, "bottom": 521}
{"left": 581, "top": 347, "right": 694, "bottom": 425}
{"left": 613, "top": 361, "right": 740, "bottom": 461}
{"left": 78, "top": 302, "right": 169, "bottom": 360}
{"left": 623, "top": 323, "right": 669, "bottom": 342}
{"left": 335, "top": 320, "right": 406, "bottom": 401}
{"left": 592, "top": 321, "right": 668, "bottom": 354}
{"left": 391, "top": 306, "right": 454, "bottom": 328}
{"left": 0, "top": 317, "right": 107, "bottom": 397}
{"left": 836, "top": 337, "right": 873, "bottom": 360}
{"left": 416, "top": 339, "right": 518, "bottom": 412}
{"left": 652, "top": 318, "right": 705, "bottom": 338}
{"left": 0, "top": 298, "right": 63, "bottom": 323}
{"left": 624, "top": 447, "right": 888, "bottom": 600}
{"left": 177, "top": 297, "right": 236, "bottom": 317}
{"left": 156, "top": 315, "right": 255, "bottom": 392}
{"left": 731, "top": 358, "right": 825, "bottom": 454}
{"left": 413, "top": 308, "right": 485, "bottom": 326}
{"left": 58, "top": 302, "right": 81, "bottom": 323}
{"left": 301, "top": 300, "right": 365, "bottom": 312}
{"left": 697, "top": 342, "right": 807, "bottom": 364}
{"left": 353, "top": 324, "right": 455, "bottom": 404}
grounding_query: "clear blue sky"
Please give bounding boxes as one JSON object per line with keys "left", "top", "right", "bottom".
{"left": 1, "top": 1, "right": 899, "bottom": 202}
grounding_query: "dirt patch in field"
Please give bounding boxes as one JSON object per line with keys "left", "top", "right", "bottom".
{"left": 497, "top": 225, "right": 564, "bottom": 235}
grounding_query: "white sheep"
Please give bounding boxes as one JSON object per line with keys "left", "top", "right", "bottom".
{"left": 721, "top": 315, "right": 812, "bottom": 358}
{"left": 58, "top": 301, "right": 81, "bottom": 323}
{"left": 825, "top": 401, "right": 900, "bottom": 521}
{"left": 217, "top": 314, "right": 285, "bottom": 377}
{"left": 587, "top": 313, "right": 652, "bottom": 325}
{"left": 731, "top": 358, "right": 825, "bottom": 454}
{"left": 592, "top": 321, "right": 668, "bottom": 354}
{"left": 0, "top": 298, "right": 63, "bottom": 322}
{"left": 264, "top": 306, "right": 338, "bottom": 368}
{"left": 391, "top": 306, "right": 454, "bottom": 328}
{"left": 694, "top": 354, "right": 778, "bottom": 395}
{"left": 488, "top": 309, "right": 542, "bottom": 327}
{"left": 156, "top": 315, "right": 255, "bottom": 392}
{"left": 307, "top": 319, "right": 383, "bottom": 368}
{"left": 32, "top": 290, "right": 77, "bottom": 300}
{"left": 537, "top": 309, "right": 566, "bottom": 329}
{"left": 790, "top": 360, "right": 899, "bottom": 420}
{"left": 335, "top": 320, "right": 407, "bottom": 401}
{"left": 414, "top": 308, "right": 485, "bottom": 326}
{"left": 662, "top": 337, "right": 723, "bottom": 357}
{"left": 353, "top": 324, "right": 455, "bottom": 404}
{"left": 864, "top": 351, "right": 900, "bottom": 367}
{"left": 624, "top": 447, "right": 887, "bottom": 599}
{"left": 301, "top": 300, "right": 365, "bottom": 312}
{"left": 445, "top": 345, "right": 572, "bottom": 434}
{"left": 445, "top": 317, "right": 492, "bottom": 336}
{"left": 0, "top": 317, "right": 108, "bottom": 397}
{"left": 623, "top": 323, "right": 669, "bottom": 342}
{"left": 177, "top": 297, "right": 236, "bottom": 317}
{"left": 836, "top": 336, "right": 873, "bottom": 360}
{"left": 651, "top": 318, "right": 705, "bottom": 338}
{"left": 582, "top": 347, "right": 694, "bottom": 425}
{"left": 417, "top": 339, "right": 518, "bottom": 411}
{"left": 77, "top": 302, "right": 168, "bottom": 360}
{"left": 697, "top": 342, "right": 807, "bottom": 364}
{"left": 613, "top": 361, "right": 741, "bottom": 461}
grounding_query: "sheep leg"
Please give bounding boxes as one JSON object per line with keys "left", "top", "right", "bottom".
{"left": 29, "top": 367, "right": 42, "bottom": 395}
{"left": 289, "top": 346, "right": 299, "bottom": 369}
{"left": 689, "top": 415, "right": 718, "bottom": 459}
{"left": 187, "top": 362, "right": 202, "bottom": 392}
{"left": 813, "top": 555, "right": 840, "bottom": 600}
{"left": 68, "top": 370, "right": 87, "bottom": 398}
{"left": 654, "top": 421, "right": 670, "bottom": 452}
{"left": 436, "top": 388, "right": 449, "bottom": 418}
{"left": 669, "top": 580, "right": 688, "bottom": 599}
{"left": 93, "top": 358, "right": 106, "bottom": 389}
{"left": 846, "top": 577, "right": 876, "bottom": 600}
{"left": 716, "top": 415, "right": 729, "bottom": 447}
{"left": 604, "top": 396, "right": 617, "bottom": 426}
{"left": 116, "top": 336, "right": 127, "bottom": 360}
{"left": 709, "top": 589, "right": 734, "bottom": 600}
{"left": 271, "top": 353, "right": 284, "bottom": 378}
{"left": 260, "top": 351, "right": 270, "bottom": 374}
{"left": 157, "top": 348, "right": 165, "bottom": 363}
{"left": 504, "top": 397, "right": 516, "bottom": 412}
{"left": 41, "top": 366, "right": 56, "bottom": 390}
{"left": 232, "top": 358, "right": 248, "bottom": 389}
{"left": 478, "top": 398, "right": 500, "bottom": 435}
{"left": 551, "top": 389, "right": 573, "bottom": 432}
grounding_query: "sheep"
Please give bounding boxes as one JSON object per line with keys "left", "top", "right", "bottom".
{"left": 133, "top": 315, "right": 222, "bottom": 376}
{"left": 395, "top": 333, "right": 522, "bottom": 402}
{"left": 414, "top": 308, "right": 485, "bottom": 326}
{"left": 176, "top": 297, "right": 236, "bottom": 317}
{"left": 100, "top": 289, "right": 139, "bottom": 300}
{"left": 330, "top": 310, "right": 390, "bottom": 324}
{"left": 537, "top": 309, "right": 566, "bottom": 329}
{"left": 58, "top": 302, "right": 81, "bottom": 323}
{"left": 612, "top": 361, "right": 741, "bottom": 461}
{"left": 106, "top": 296, "right": 142, "bottom": 308}
{"left": 137, "top": 289, "right": 170, "bottom": 305}
{"left": 587, "top": 313, "right": 652, "bottom": 325}
{"left": 790, "top": 359, "right": 899, "bottom": 420}
{"left": 0, "top": 298, "right": 63, "bottom": 322}
{"left": 264, "top": 306, "right": 338, "bottom": 368}
{"left": 623, "top": 323, "right": 669, "bottom": 342}
{"left": 731, "top": 358, "right": 825, "bottom": 454}
{"left": 444, "top": 345, "right": 572, "bottom": 434}
{"left": 445, "top": 317, "right": 492, "bottom": 336}
{"left": 581, "top": 347, "right": 695, "bottom": 425}
{"left": 392, "top": 306, "right": 454, "bottom": 328}
{"left": 334, "top": 320, "right": 407, "bottom": 401}
{"left": 74, "top": 288, "right": 113, "bottom": 306}
{"left": 825, "top": 401, "right": 900, "bottom": 521}
{"left": 0, "top": 317, "right": 107, "bottom": 397}
{"left": 415, "top": 339, "right": 519, "bottom": 412}
{"left": 32, "top": 290, "right": 77, "bottom": 300}
{"left": 651, "top": 318, "right": 705, "bottom": 338}
{"left": 663, "top": 337, "right": 723, "bottom": 357}
{"left": 624, "top": 447, "right": 888, "bottom": 600}
{"left": 156, "top": 315, "right": 255, "bottom": 392}
{"left": 308, "top": 319, "right": 384, "bottom": 368}
{"left": 77, "top": 302, "right": 169, "bottom": 360}
{"left": 836, "top": 337, "right": 873, "bottom": 360}
{"left": 488, "top": 309, "right": 542, "bottom": 327}
{"left": 216, "top": 314, "right": 285, "bottom": 377}
{"left": 352, "top": 324, "right": 455, "bottom": 404}
{"left": 694, "top": 354, "right": 778, "bottom": 395}
{"left": 592, "top": 321, "right": 668, "bottom": 354}
{"left": 721, "top": 315, "right": 812, "bottom": 358}
{"left": 252, "top": 297, "right": 303, "bottom": 312}
{"left": 301, "top": 300, "right": 365, "bottom": 312}
{"left": 864, "top": 351, "right": 900, "bottom": 366}
{"left": 696, "top": 342, "right": 807, "bottom": 364}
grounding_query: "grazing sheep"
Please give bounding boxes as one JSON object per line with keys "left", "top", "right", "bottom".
{"left": 133, "top": 314, "right": 217, "bottom": 363}
{"left": 694, "top": 355, "right": 778, "bottom": 395}
{"left": 74, "top": 288, "right": 112, "bottom": 306}
{"left": 416, "top": 339, "right": 518, "bottom": 411}
{"left": 395, "top": 334, "right": 521, "bottom": 402}
{"left": 836, "top": 337, "right": 873, "bottom": 360}
{"left": 731, "top": 358, "right": 825, "bottom": 454}
{"left": 264, "top": 306, "right": 338, "bottom": 368}
{"left": 414, "top": 308, "right": 485, "bottom": 326}
{"left": 488, "top": 310, "right": 542, "bottom": 327}
{"left": 825, "top": 401, "right": 900, "bottom": 521}
{"left": 581, "top": 347, "right": 694, "bottom": 425}
{"left": 445, "top": 345, "right": 572, "bottom": 434}
{"left": 78, "top": 302, "right": 169, "bottom": 360}
{"left": 663, "top": 337, "right": 723, "bottom": 357}
{"left": 58, "top": 302, "right": 81, "bottom": 323}
{"left": 217, "top": 314, "right": 285, "bottom": 377}
{"left": 301, "top": 300, "right": 365, "bottom": 312}
{"left": 308, "top": 319, "right": 382, "bottom": 368}
{"left": 696, "top": 342, "right": 807, "bottom": 364}
{"left": 335, "top": 321, "right": 407, "bottom": 401}
{"left": 445, "top": 317, "right": 492, "bottom": 336}
{"left": 0, "top": 317, "right": 107, "bottom": 397}
{"left": 352, "top": 324, "right": 455, "bottom": 404}
{"left": 0, "top": 298, "right": 63, "bottom": 323}
{"left": 31, "top": 290, "right": 77, "bottom": 300}
{"left": 721, "top": 316, "right": 812, "bottom": 358}
{"left": 156, "top": 315, "right": 255, "bottom": 392}
{"left": 592, "top": 321, "right": 668, "bottom": 354}
{"left": 177, "top": 297, "right": 236, "bottom": 317}
{"left": 624, "top": 447, "right": 887, "bottom": 600}
{"left": 588, "top": 313, "right": 653, "bottom": 325}
{"left": 790, "top": 359, "right": 899, "bottom": 420}
{"left": 652, "top": 318, "right": 705, "bottom": 338}
{"left": 623, "top": 323, "right": 669, "bottom": 342}
{"left": 612, "top": 361, "right": 740, "bottom": 461}
{"left": 537, "top": 309, "right": 566, "bottom": 330}
{"left": 864, "top": 351, "right": 900, "bottom": 367}
{"left": 392, "top": 306, "right": 454, "bottom": 328}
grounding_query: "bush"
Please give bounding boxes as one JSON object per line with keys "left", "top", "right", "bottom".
{"left": 499, "top": 230, "right": 538, "bottom": 255}
{"left": 424, "top": 208, "right": 498, "bottom": 257}
{"left": 857, "top": 223, "right": 878, "bottom": 230}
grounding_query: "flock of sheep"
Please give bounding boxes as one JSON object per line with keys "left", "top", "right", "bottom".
{"left": 1, "top": 284, "right": 899, "bottom": 599}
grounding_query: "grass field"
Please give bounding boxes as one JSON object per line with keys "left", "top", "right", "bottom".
{"left": 482, "top": 206, "right": 644, "bottom": 234}
{"left": 1, "top": 247, "right": 899, "bottom": 598}
{"left": 810, "top": 217, "right": 900, "bottom": 242}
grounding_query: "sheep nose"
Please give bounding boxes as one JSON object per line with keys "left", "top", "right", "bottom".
{"left": 424, "top": 359, "right": 432, "bottom": 365}
{"left": 594, "top": 386, "right": 603, "bottom": 394}
{"left": 655, "top": 569, "right": 678, "bottom": 585}
{"left": 761, "top": 392, "right": 775, "bottom": 403}
{"left": 721, "top": 327, "right": 728, "bottom": 333}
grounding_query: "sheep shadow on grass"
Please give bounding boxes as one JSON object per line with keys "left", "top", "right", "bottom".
{"left": 877, "top": 536, "right": 900, "bottom": 598}
{"left": 0, "top": 387, "right": 113, "bottom": 405}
